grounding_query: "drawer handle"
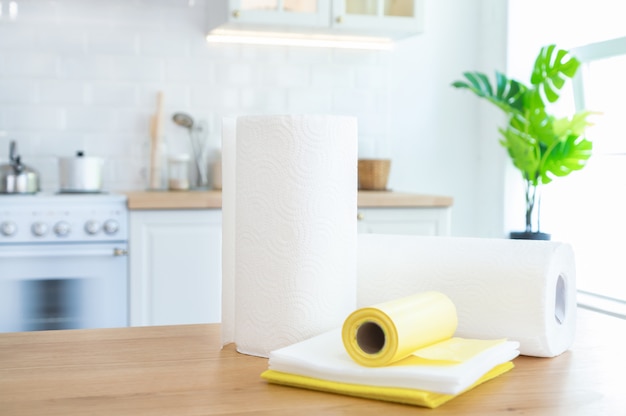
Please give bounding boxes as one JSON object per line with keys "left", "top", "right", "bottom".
{"left": 113, "top": 248, "right": 128, "bottom": 256}
{"left": 357, "top": 212, "right": 364, "bottom": 221}
{"left": 335, "top": 15, "right": 343, "bottom": 24}
{"left": 232, "top": 9, "right": 240, "bottom": 18}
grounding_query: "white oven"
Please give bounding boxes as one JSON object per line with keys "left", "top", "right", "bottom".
{"left": 0, "top": 193, "right": 128, "bottom": 333}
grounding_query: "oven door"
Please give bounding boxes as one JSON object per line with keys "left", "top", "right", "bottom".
{"left": 0, "top": 243, "right": 128, "bottom": 333}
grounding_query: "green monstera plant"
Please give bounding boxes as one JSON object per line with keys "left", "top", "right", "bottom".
{"left": 452, "top": 44, "right": 594, "bottom": 239}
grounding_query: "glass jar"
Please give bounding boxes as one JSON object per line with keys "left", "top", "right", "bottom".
{"left": 168, "top": 154, "right": 191, "bottom": 191}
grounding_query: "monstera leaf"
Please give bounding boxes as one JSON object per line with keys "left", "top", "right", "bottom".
{"left": 452, "top": 71, "right": 526, "bottom": 114}
{"left": 499, "top": 123, "right": 541, "bottom": 184}
{"left": 500, "top": 110, "right": 593, "bottom": 186}
{"left": 540, "top": 113, "right": 593, "bottom": 184}
{"left": 530, "top": 45, "right": 581, "bottom": 105}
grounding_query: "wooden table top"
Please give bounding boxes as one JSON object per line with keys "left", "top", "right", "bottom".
{"left": 0, "top": 308, "right": 622, "bottom": 415}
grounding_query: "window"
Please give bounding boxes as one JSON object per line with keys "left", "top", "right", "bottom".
{"left": 544, "top": 37, "right": 626, "bottom": 318}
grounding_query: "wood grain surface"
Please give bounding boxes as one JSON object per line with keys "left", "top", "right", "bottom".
{"left": 123, "top": 190, "right": 453, "bottom": 210}
{"left": 1, "top": 308, "right": 622, "bottom": 415}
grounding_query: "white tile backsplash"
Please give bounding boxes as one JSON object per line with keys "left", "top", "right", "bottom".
{"left": 0, "top": 80, "right": 38, "bottom": 104}
{"left": 39, "top": 81, "right": 86, "bottom": 105}
{"left": 0, "top": 0, "right": 391, "bottom": 191}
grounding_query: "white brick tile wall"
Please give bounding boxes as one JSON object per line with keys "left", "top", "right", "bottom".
{"left": 0, "top": 0, "right": 392, "bottom": 191}
{"left": 286, "top": 88, "right": 332, "bottom": 114}
{"left": 164, "top": 58, "right": 214, "bottom": 83}
{"left": 191, "top": 87, "right": 239, "bottom": 110}
{"left": 139, "top": 85, "right": 189, "bottom": 109}
{"left": 58, "top": 56, "right": 113, "bottom": 80}
{"left": 39, "top": 30, "right": 88, "bottom": 54}
{"left": 355, "top": 65, "right": 388, "bottom": 89}
{"left": 110, "top": 56, "right": 164, "bottom": 82}
{"left": 2, "top": 107, "right": 64, "bottom": 131}
{"left": 240, "top": 44, "right": 288, "bottom": 64}
{"left": 261, "top": 64, "right": 311, "bottom": 88}
{"left": 0, "top": 81, "right": 38, "bottom": 104}
{"left": 0, "top": 26, "right": 40, "bottom": 50}
{"left": 332, "top": 89, "right": 378, "bottom": 114}
{"left": 311, "top": 63, "right": 355, "bottom": 88}
{"left": 88, "top": 31, "right": 138, "bottom": 55}
{"left": 64, "top": 107, "right": 116, "bottom": 131}
{"left": 215, "top": 62, "right": 257, "bottom": 87}
{"left": 1, "top": 53, "right": 58, "bottom": 78}
{"left": 90, "top": 83, "right": 138, "bottom": 106}
{"left": 241, "top": 88, "right": 288, "bottom": 113}
{"left": 139, "top": 33, "right": 190, "bottom": 57}
{"left": 40, "top": 81, "right": 86, "bottom": 105}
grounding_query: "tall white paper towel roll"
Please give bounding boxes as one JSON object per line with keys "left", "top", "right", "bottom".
{"left": 357, "top": 234, "right": 577, "bottom": 357}
{"left": 221, "top": 117, "right": 237, "bottom": 347}
{"left": 224, "top": 114, "right": 358, "bottom": 358}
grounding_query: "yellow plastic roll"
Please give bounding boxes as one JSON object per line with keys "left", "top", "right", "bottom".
{"left": 341, "top": 291, "right": 458, "bottom": 367}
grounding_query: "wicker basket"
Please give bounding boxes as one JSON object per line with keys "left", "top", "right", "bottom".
{"left": 358, "top": 159, "right": 391, "bottom": 190}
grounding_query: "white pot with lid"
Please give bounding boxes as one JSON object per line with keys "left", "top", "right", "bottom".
{"left": 59, "top": 151, "right": 105, "bottom": 193}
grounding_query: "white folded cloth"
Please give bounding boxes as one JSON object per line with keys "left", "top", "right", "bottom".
{"left": 268, "top": 329, "right": 520, "bottom": 395}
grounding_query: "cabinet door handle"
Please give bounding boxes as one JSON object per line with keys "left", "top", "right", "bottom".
{"left": 232, "top": 9, "right": 240, "bottom": 18}
{"left": 335, "top": 15, "right": 343, "bottom": 24}
{"left": 357, "top": 212, "right": 364, "bottom": 221}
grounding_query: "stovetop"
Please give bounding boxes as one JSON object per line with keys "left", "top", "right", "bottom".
{"left": 0, "top": 192, "right": 128, "bottom": 244}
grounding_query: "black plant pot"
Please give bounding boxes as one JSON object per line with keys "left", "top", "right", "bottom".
{"left": 510, "top": 231, "right": 551, "bottom": 241}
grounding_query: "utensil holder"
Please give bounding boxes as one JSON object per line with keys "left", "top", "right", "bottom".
{"left": 358, "top": 159, "right": 391, "bottom": 190}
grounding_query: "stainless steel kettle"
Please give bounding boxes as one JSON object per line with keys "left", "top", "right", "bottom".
{"left": 0, "top": 141, "right": 40, "bottom": 194}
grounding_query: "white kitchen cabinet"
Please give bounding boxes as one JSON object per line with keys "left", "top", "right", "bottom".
{"left": 127, "top": 192, "right": 450, "bottom": 327}
{"left": 332, "top": 0, "right": 424, "bottom": 36}
{"left": 208, "top": 0, "right": 423, "bottom": 38}
{"left": 129, "top": 210, "right": 222, "bottom": 327}
{"left": 357, "top": 207, "right": 451, "bottom": 236}
{"left": 227, "top": 0, "right": 330, "bottom": 28}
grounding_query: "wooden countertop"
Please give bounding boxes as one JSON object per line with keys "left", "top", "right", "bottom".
{"left": 123, "top": 190, "right": 453, "bottom": 210}
{"left": 0, "top": 308, "right": 623, "bottom": 415}
{"left": 124, "top": 190, "right": 223, "bottom": 209}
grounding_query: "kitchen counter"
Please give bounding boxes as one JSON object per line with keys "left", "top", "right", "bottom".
{"left": 123, "top": 190, "right": 453, "bottom": 210}
{"left": 0, "top": 308, "right": 623, "bottom": 415}
{"left": 124, "top": 190, "right": 223, "bottom": 209}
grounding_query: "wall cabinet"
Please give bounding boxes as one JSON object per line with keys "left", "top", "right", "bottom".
{"left": 228, "top": 0, "right": 330, "bottom": 28}
{"left": 209, "top": 0, "right": 424, "bottom": 38}
{"left": 332, "top": 0, "right": 424, "bottom": 36}
{"left": 129, "top": 210, "right": 222, "bottom": 327}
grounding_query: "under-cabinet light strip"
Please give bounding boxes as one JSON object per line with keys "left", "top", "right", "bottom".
{"left": 206, "top": 30, "right": 394, "bottom": 51}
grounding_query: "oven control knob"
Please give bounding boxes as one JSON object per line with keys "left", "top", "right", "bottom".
{"left": 31, "top": 222, "right": 48, "bottom": 237}
{"left": 1, "top": 221, "right": 17, "bottom": 236}
{"left": 103, "top": 219, "right": 119, "bottom": 235}
{"left": 84, "top": 220, "right": 101, "bottom": 235}
{"left": 54, "top": 221, "right": 71, "bottom": 237}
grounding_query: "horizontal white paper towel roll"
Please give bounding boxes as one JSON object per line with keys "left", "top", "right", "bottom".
{"left": 357, "top": 234, "right": 577, "bottom": 357}
{"left": 223, "top": 114, "right": 358, "bottom": 358}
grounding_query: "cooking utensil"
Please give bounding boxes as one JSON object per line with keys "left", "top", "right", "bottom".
{"left": 0, "top": 141, "right": 40, "bottom": 194}
{"left": 149, "top": 91, "right": 165, "bottom": 190}
{"left": 58, "top": 151, "right": 104, "bottom": 193}
{"left": 172, "top": 112, "right": 209, "bottom": 189}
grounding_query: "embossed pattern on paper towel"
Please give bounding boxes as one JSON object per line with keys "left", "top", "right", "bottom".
{"left": 235, "top": 115, "right": 358, "bottom": 357}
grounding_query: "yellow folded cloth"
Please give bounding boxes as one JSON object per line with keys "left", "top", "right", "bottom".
{"left": 262, "top": 361, "right": 514, "bottom": 409}
{"left": 261, "top": 292, "right": 520, "bottom": 407}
